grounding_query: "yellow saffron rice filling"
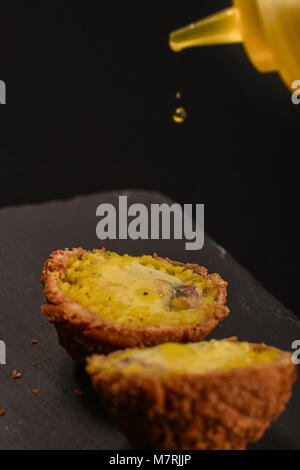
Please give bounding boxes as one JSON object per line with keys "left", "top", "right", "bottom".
{"left": 58, "top": 250, "right": 218, "bottom": 326}
{"left": 87, "top": 339, "right": 280, "bottom": 377}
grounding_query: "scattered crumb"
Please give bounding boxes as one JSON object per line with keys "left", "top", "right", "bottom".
{"left": 31, "top": 339, "right": 38, "bottom": 344}
{"left": 0, "top": 408, "right": 5, "bottom": 416}
{"left": 12, "top": 370, "right": 22, "bottom": 379}
{"left": 32, "top": 389, "right": 39, "bottom": 395}
{"left": 73, "top": 389, "right": 83, "bottom": 397}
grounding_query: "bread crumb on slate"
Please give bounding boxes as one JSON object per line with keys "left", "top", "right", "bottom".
{"left": 12, "top": 370, "right": 22, "bottom": 379}
{"left": 73, "top": 389, "right": 83, "bottom": 397}
{"left": 31, "top": 339, "right": 38, "bottom": 344}
{"left": 32, "top": 389, "right": 39, "bottom": 395}
{"left": 0, "top": 408, "right": 5, "bottom": 416}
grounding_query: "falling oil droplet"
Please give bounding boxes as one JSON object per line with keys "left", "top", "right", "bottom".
{"left": 173, "top": 106, "right": 187, "bottom": 124}
{"left": 175, "top": 91, "right": 181, "bottom": 99}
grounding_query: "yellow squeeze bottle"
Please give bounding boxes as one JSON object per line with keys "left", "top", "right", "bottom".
{"left": 169, "top": 0, "right": 300, "bottom": 90}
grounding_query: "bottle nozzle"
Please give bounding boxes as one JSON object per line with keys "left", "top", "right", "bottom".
{"left": 169, "top": 7, "right": 243, "bottom": 52}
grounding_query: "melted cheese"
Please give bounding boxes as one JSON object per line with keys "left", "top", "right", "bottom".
{"left": 87, "top": 340, "right": 280, "bottom": 377}
{"left": 58, "top": 250, "right": 217, "bottom": 326}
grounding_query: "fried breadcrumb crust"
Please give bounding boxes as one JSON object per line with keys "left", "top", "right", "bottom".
{"left": 87, "top": 344, "right": 297, "bottom": 450}
{"left": 41, "top": 248, "right": 229, "bottom": 362}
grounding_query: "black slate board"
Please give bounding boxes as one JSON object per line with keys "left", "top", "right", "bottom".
{"left": 0, "top": 190, "right": 299, "bottom": 450}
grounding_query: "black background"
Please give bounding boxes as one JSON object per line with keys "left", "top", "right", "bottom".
{"left": 0, "top": 1, "right": 299, "bottom": 316}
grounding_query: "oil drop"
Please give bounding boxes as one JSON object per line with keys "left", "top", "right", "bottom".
{"left": 173, "top": 106, "right": 187, "bottom": 124}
